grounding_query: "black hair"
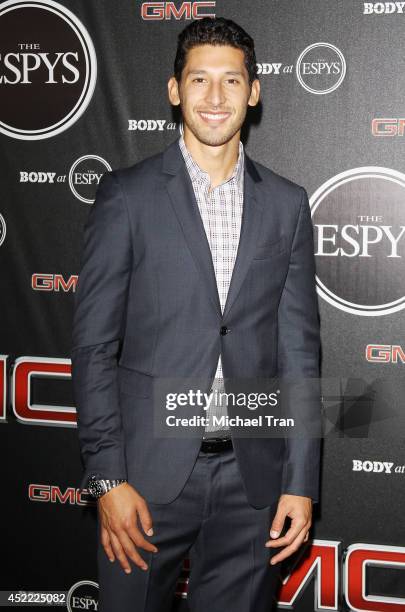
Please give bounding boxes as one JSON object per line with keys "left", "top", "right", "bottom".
{"left": 174, "top": 17, "right": 258, "bottom": 86}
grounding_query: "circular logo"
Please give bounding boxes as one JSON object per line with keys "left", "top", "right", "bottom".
{"left": 296, "top": 42, "right": 346, "bottom": 95}
{"left": 0, "top": 0, "right": 97, "bottom": 140}
{"left": 69, "top": 155, "right": 112, "bottom": 204}
{"left": 66, "top": 580, "right": 98, "bottom": 612}
{"left": 310, "top": 167, "right": 405, "bottom": 316}
{"left": 0, "top": 214, "right": 6, "bottom": 246}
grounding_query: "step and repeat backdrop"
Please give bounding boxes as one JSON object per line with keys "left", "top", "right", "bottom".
{"left": 1, "top": 0, "right": 405, "bottom": 610}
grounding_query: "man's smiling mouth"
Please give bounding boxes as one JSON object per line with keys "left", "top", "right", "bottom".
{"left": 198, "top": 111, "right": 231, "bottom": 123}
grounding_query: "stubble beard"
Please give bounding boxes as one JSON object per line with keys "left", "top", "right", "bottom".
{"left": 180, "top": 104, "right": 246, "bottom": 147}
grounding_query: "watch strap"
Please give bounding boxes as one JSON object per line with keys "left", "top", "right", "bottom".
{"left": 87, "top": 475, "right": 127, "bottom": 498}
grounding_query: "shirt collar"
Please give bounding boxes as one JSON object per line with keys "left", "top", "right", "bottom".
{"left": 178, "top": 133, "right": 244, "bottom": 191}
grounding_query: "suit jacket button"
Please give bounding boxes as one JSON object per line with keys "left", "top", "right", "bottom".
{"left": 220, "top": 326, "right": 229, "bottom": 335}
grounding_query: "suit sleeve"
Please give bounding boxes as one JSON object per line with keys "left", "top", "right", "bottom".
{"left": 70, "top": 171, "right": 132, "bottom": 491}
{"left": 277, "top": 187, "right": 322, "bottom": 503}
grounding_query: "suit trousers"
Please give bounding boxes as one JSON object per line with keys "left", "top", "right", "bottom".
{"left": 97, "top": 447, "right": 282, "bottom": 611}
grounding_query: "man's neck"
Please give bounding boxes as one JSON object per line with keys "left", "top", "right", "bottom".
{"left": 183, "top": 128, "right": 241, "bottom": 190}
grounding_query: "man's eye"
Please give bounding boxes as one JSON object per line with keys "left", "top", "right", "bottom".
{"left": 191, "top": 78, "right": 239, "bottom": 84}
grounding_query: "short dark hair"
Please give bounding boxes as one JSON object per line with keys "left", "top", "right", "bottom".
{"left": 174, "top": 17, "right": 258, "bottom": 86}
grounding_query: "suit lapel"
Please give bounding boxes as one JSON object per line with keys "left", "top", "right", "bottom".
{"left": 163, "top": 136, "right": 264, "bottom": 320}
{"left": 223, "top": 158, "right": 264, "bottom": 319}
{"left": 166, "top": 160, "right": 223, "bottom": 316}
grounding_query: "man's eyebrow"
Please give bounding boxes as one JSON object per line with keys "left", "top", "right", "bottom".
{"left": 187, "top": 70, "right": 244, "bottom": 76}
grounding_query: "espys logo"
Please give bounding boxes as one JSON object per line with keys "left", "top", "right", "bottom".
{"left": 310, "top": 167, "right": 405, "bottom": 316}
{"left": 66, "top": 581, "right": 98, "bottom": 612}
{"left": 296, "top": 43, "right": 346, "bottom": 95}
{"left": 69, "top": 155, "right": 111, "bottom": 204}
{"left": 0, "top": 0, "right": 97, "bottom": 140}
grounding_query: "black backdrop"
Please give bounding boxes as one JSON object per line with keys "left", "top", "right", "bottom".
{"left": 2, "top": 1, "right": 405, "bottom": 610}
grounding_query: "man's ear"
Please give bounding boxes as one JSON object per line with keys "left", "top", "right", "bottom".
{"left": 248, "top": 78, "right": 260, "bottom": 107}
{"left": 168, "top": 76, "right": 181, "bottom": 106}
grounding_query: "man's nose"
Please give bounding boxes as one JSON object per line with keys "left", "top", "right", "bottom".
{"left": 205, "top": 82, "right": 226, "bottom": 107}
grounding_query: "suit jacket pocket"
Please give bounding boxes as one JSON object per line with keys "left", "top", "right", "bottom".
{"left": 118, "top": 364, "right": 153, "bottom": 398}
{"left": 252, "top": 237, "right": 287, "bottom": 260}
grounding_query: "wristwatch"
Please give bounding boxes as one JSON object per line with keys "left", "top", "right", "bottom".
{"left": 87, "top": 475, "right": 127, "bottom": 499}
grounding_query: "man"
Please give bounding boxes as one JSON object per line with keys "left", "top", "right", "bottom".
{"left": 71, "top": 16, "right": 322, "bottom": 612}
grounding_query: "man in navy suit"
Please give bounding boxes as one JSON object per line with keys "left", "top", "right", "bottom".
{"left": 71, "top": 16, "right": 322, "bottom": 611}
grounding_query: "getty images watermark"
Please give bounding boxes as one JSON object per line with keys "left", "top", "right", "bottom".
{"left": 149, "top": 376, "right": 323, "bottom": 439}
{"left": 126, "top": 375, "right": 405, "bottom": 440}
{"left": 165, "top": 385, "right": 291, "bottom": 430}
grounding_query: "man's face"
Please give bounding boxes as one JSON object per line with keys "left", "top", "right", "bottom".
{"left": 168, "top": 44, "right": 260, "bottom": 147}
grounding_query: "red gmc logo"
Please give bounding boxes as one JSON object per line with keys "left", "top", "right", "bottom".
{"left": 29, "top": 483, "right": 94, "bottom": 505}
{"left": 372, "top": 118, "right": 405, "bottom": 136}
{"left": 366, "top": 344, "right": 405, "bottom": 364}
{"left": 141, "top": 1, "right": 215, "bottom": 20}
{"left": 279, "top": 541, "right": 405, "bottom": 610}
{"left": 31, "top": 273, "right": 78, "bottom": 292}
{"left": 1, "top": 355, "right": 74, "bottom": 425}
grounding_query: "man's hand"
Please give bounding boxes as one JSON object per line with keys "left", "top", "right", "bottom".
{"left": 98, "top": 483, "right": 158, "bottom": 574}
{"left": 265, "top": 494, "right": 312, "bottom": 565}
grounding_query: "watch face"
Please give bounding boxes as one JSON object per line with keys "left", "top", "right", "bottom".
{"left": 87, "top": 477, "right": 126, "bottom": 498}
{"left": 88, "top": 477, "right": 103, "bottom": 498}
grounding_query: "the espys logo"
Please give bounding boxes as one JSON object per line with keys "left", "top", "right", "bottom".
{"left": 66, "top": 580, "right": 98, "bottom": 612}
{"left": 0, "top": 213, "right": 6, "bottom": 246}
{"left": 69, "top": 155, "right": 111, "bottom": 204}
{"left": 0, "top": 0, "right": 97, "bottom": 140}
{"left": 310, "top": 167, "right": 405, "bottom": 316}
{"left": 296, "top": 43, "right": 346, "bottom": 95}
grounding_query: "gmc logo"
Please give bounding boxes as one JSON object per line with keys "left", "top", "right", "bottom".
{"left": 29, "top": 484, "right": 94, "bottom": 505}
{"left": 32, "top": 273, "right": 78, "bottom": 292}
{"left": 278, "top": 541, "right": 405, "bottom": 610}
{"left": 366, "top": 344, "right": 405, "bottom": 363}
{"left": 372, "top": 118, "right": 405, "bottom": 136}
{"left": 141, "top": 1, "right": 215, "bottom": 20}
{"left": 1, "top": 355, "right": 74, "bottom": 425}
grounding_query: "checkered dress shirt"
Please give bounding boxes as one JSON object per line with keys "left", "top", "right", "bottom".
{"left": 178, "top": 134, "right": 245, "bottom": 438}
